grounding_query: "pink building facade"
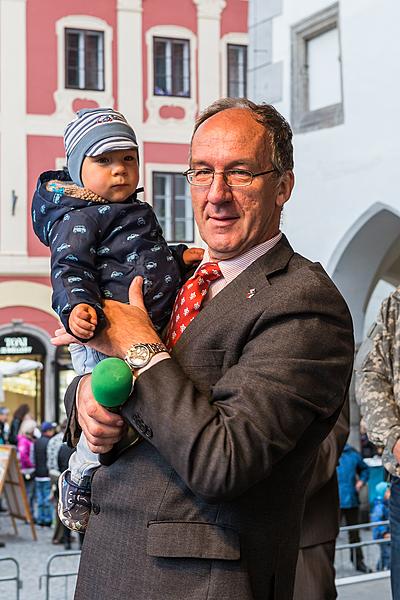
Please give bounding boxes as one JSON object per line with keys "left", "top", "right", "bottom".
{"left": 0, "top": 0, "right": 248, "bottom": 420}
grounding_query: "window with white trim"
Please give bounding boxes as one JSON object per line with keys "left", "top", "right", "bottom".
{"left": 153, "top": 37, "right": 190, "bottom": 97}
{"left": 227, "top": 44, "right": 247, "bottom": 97}
{"left": 65, "top": 29, "right": 104, "bottom": 91}
{"left": 291, "top": 3, "right": 343, "bottom": 133}
{"left": 153, "top": 172, "right": 193, "bottom": 243}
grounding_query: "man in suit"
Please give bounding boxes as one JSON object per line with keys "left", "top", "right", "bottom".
{"left": 57, "top": 98, "right": 354, "bottom": 600}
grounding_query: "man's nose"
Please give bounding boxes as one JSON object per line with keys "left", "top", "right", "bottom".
{"left": 206, "top": 172, "right": 232, "bottom": 204}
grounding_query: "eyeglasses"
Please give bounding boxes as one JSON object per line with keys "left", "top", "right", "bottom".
{"left": 182, "top": 168, "right": 277, "bottom": 187}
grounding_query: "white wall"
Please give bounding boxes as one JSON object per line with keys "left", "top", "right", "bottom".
{"left": 250, "top": 0, "right": 400, "bottom": 340}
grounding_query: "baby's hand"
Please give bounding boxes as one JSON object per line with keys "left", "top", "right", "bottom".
{"left": 183, "top": 247, "right": 204, "bottom": 265}
{"left": 69, "top": 304, "right": 97, "bottom": 339}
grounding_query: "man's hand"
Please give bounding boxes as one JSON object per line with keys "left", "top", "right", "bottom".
{"left": 77, "top": 375, "right": 126, "bottom": 453}
{"left": 355, "top": 480, "right": 364, "bottom": 493}
{"left": 51, "top": 326, "right": 79, "bottom": 347}
{"left": 87, "top": 276, "right": 162, "bottom": 358}
{"left": 183, "top": 247, "right": 204, "bottom": 265}
{"left": 393, "top": 439, "right": 400, "bottom": 464}
{"left": 69, "top": 304, "right": 97, "bottom": 339}
{"left": 51, "top": 277, "right": 162, "bottom": 354}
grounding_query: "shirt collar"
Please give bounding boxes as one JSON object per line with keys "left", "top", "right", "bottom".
{"left": 200, "top": 232, "right": 282, "bottom": 284}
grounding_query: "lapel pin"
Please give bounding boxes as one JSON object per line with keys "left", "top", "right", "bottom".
{"left": 246, "top": 289, "right": 256, "bottom": 299}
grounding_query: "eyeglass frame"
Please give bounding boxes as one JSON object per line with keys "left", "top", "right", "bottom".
{"left": 182, "top": 167, "right": 277, "bottom": 187}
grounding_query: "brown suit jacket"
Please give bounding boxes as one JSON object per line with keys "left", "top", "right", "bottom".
{"left": 65, "top": 236, "right": 354, "bottom": 600}
{"left": 300, "top": 399, "right": 350, "bottom": 548}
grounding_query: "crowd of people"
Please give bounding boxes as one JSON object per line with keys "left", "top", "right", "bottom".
{"left": 0, "top": 403, "right": 83, "bottom": 550}
{"left": 337, "top": 441, "right": 391, "bottom": 574}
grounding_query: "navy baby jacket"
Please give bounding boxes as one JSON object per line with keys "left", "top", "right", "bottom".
{"left": 32, "top": 170, "right": 186, "bottom": 340}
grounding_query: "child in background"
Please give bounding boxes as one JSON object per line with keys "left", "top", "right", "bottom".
{"left": 31, "top": 107, "right": 202, "bottom": 532}
{"left": 17, "top": 419, "right": 37, "bottom": 518}
{"left": 371, "top": 481, "right": 391, "bottom": 570}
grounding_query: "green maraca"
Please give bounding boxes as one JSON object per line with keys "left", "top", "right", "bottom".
{"left": 91, "top": 357, "right": 133, "bottom": 410}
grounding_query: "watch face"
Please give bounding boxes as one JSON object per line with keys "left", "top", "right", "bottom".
{"left": 127, "top": 344, "right": 150, "bottom": 368}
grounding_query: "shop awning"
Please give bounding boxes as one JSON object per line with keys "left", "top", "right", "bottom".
{"left": 0, "top": 359, "right": 43, "bottom": 403}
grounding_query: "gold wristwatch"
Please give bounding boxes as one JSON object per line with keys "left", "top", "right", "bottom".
{"left": 124, "top": 342, "right": 168, "bottom": 370}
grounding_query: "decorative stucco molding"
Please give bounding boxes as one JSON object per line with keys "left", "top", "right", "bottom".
{"left": 117, "top": 0, "right": 142, "bottom": 11}
{"left": 193, "top": 0, "right": 226, "bottom": 19}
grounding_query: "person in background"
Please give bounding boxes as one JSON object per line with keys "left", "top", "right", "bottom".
{"left": 34, "top": 421, "right": 56, "bottom": 526}
{"left": 8, "top": 403, "right": 31, "bottom": 445}
{"left": 360, "top": 419, "right": 379, "bottom": 459}
{"left": 337, "top": 443, "right": 371, "bottom": 573}
{"left": 57, "top": 442, "right": 82, "bottom": 550}
{"left": 0, "top": 407, "right": 10, "bottom": 444}
{"left": 0, "top": 407, "right": 10, "bottom": 513}
{"left": 356, "top": 287, "right": 400, "bottom": 599}
{"left": 17, "top": 418, "right": 37, "bottom": 517}
{"left": 47, "top": 420, "right": 68, "bottom": 544}
{"left": 371, "top": 480, "right": 391, "bottom": 571}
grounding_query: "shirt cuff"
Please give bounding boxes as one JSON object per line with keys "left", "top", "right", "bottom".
{"left": 135, "top": 352, "right": 171, "bottom": 377}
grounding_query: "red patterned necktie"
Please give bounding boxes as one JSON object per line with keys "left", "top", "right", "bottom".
{"left": 165, "top": 262, "right": 222, "bottom": 351}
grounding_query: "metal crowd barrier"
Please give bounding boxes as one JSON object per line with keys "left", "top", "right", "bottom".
{"left": 335, "top": 520, "right": 391, "bottom": 586}
{"left": 39, "top": 551, "right": 81, "bottom": 600}
{"left": 0, "top": 556, "right": 22, "bottom": 600}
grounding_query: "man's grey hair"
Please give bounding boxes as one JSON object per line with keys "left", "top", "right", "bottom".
{"left": 191, "top": 97, "right": 294, "bottom": 174}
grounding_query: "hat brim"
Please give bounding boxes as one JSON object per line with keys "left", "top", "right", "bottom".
{"left": 86, "top": 139, "right": 138, "bottom": 157}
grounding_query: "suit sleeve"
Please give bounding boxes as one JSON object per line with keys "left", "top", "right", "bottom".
{"left": 124, "top": 271, "right": 354, "bottom": 503}
{"left": 304, "top": 397, "right": 349, "bottom": 500}
{"left": 49, "top": 212, "right": 105, "bottom": 340}
{"left": 63, "top": 375, "right": 83, "bottom": 447}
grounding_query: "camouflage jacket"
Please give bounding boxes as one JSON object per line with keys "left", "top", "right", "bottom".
{"left": 356, "top": 288, "right": 400, "bottom": 476}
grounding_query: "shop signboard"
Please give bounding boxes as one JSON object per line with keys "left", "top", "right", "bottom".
{"left": 0, "top": 333, "right": 44, "bottom": 356}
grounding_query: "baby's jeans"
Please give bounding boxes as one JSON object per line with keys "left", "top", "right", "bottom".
{"left": 68, "top": 344, "right": 108, "bottom": 485}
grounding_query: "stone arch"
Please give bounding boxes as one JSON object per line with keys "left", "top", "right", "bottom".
{"left": 328, "top": 203, "right": 400, "bottom": 344}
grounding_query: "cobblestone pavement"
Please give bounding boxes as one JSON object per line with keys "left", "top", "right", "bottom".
{"left": 0, "top": 512, "right": 393, "bottom": 600}
{"left": 337, "top": 577, "right": 391, "bottom": 599}
{"left": 0, "top": 513, "right": 80, "bottom": 600}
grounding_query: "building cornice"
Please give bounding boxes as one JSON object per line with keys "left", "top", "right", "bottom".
{"left": 0, "top": 256, "right": 50, "bottom": 277}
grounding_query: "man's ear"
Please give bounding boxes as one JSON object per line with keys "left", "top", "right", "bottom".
{"left": 276, "top": 171, "right": 295, "bottom": 208}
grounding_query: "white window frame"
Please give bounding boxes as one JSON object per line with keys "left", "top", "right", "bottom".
{"left": 153, "top": 37, "right": 190, "bottom": 97}
{"left": 291, "top": 3, "right": 343, "bottom": 133}
{"left": 220, "top": 33, "right": 248, "bottom": 97}
{"left": 227, "top": 43, "right": 247, "bottom": 97}
{"left": 145, "top": 25, "right": 197, "bottom": 127}
{"left": 54, "top": 15, "right": 114, "bottom": 118}
{"left": 152, "top": 172, "right": 193, "bottom": 243}
{"left": 65, "top": 28, "right": 104, "bottom": 91}
{"left": 145, "top": 163, "right": 201, "bottom": 246}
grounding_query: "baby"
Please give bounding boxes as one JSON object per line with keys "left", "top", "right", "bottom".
{"left": 32, "top": 107, "right": 202, "bottom": 531}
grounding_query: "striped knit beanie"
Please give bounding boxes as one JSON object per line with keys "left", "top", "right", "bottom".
{"left": 64, "top": 107, "right": 138, "bottom": 186}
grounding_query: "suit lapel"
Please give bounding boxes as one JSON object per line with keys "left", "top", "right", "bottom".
{"left": 173, "top": 235, "right": 294, "bottom": 354}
